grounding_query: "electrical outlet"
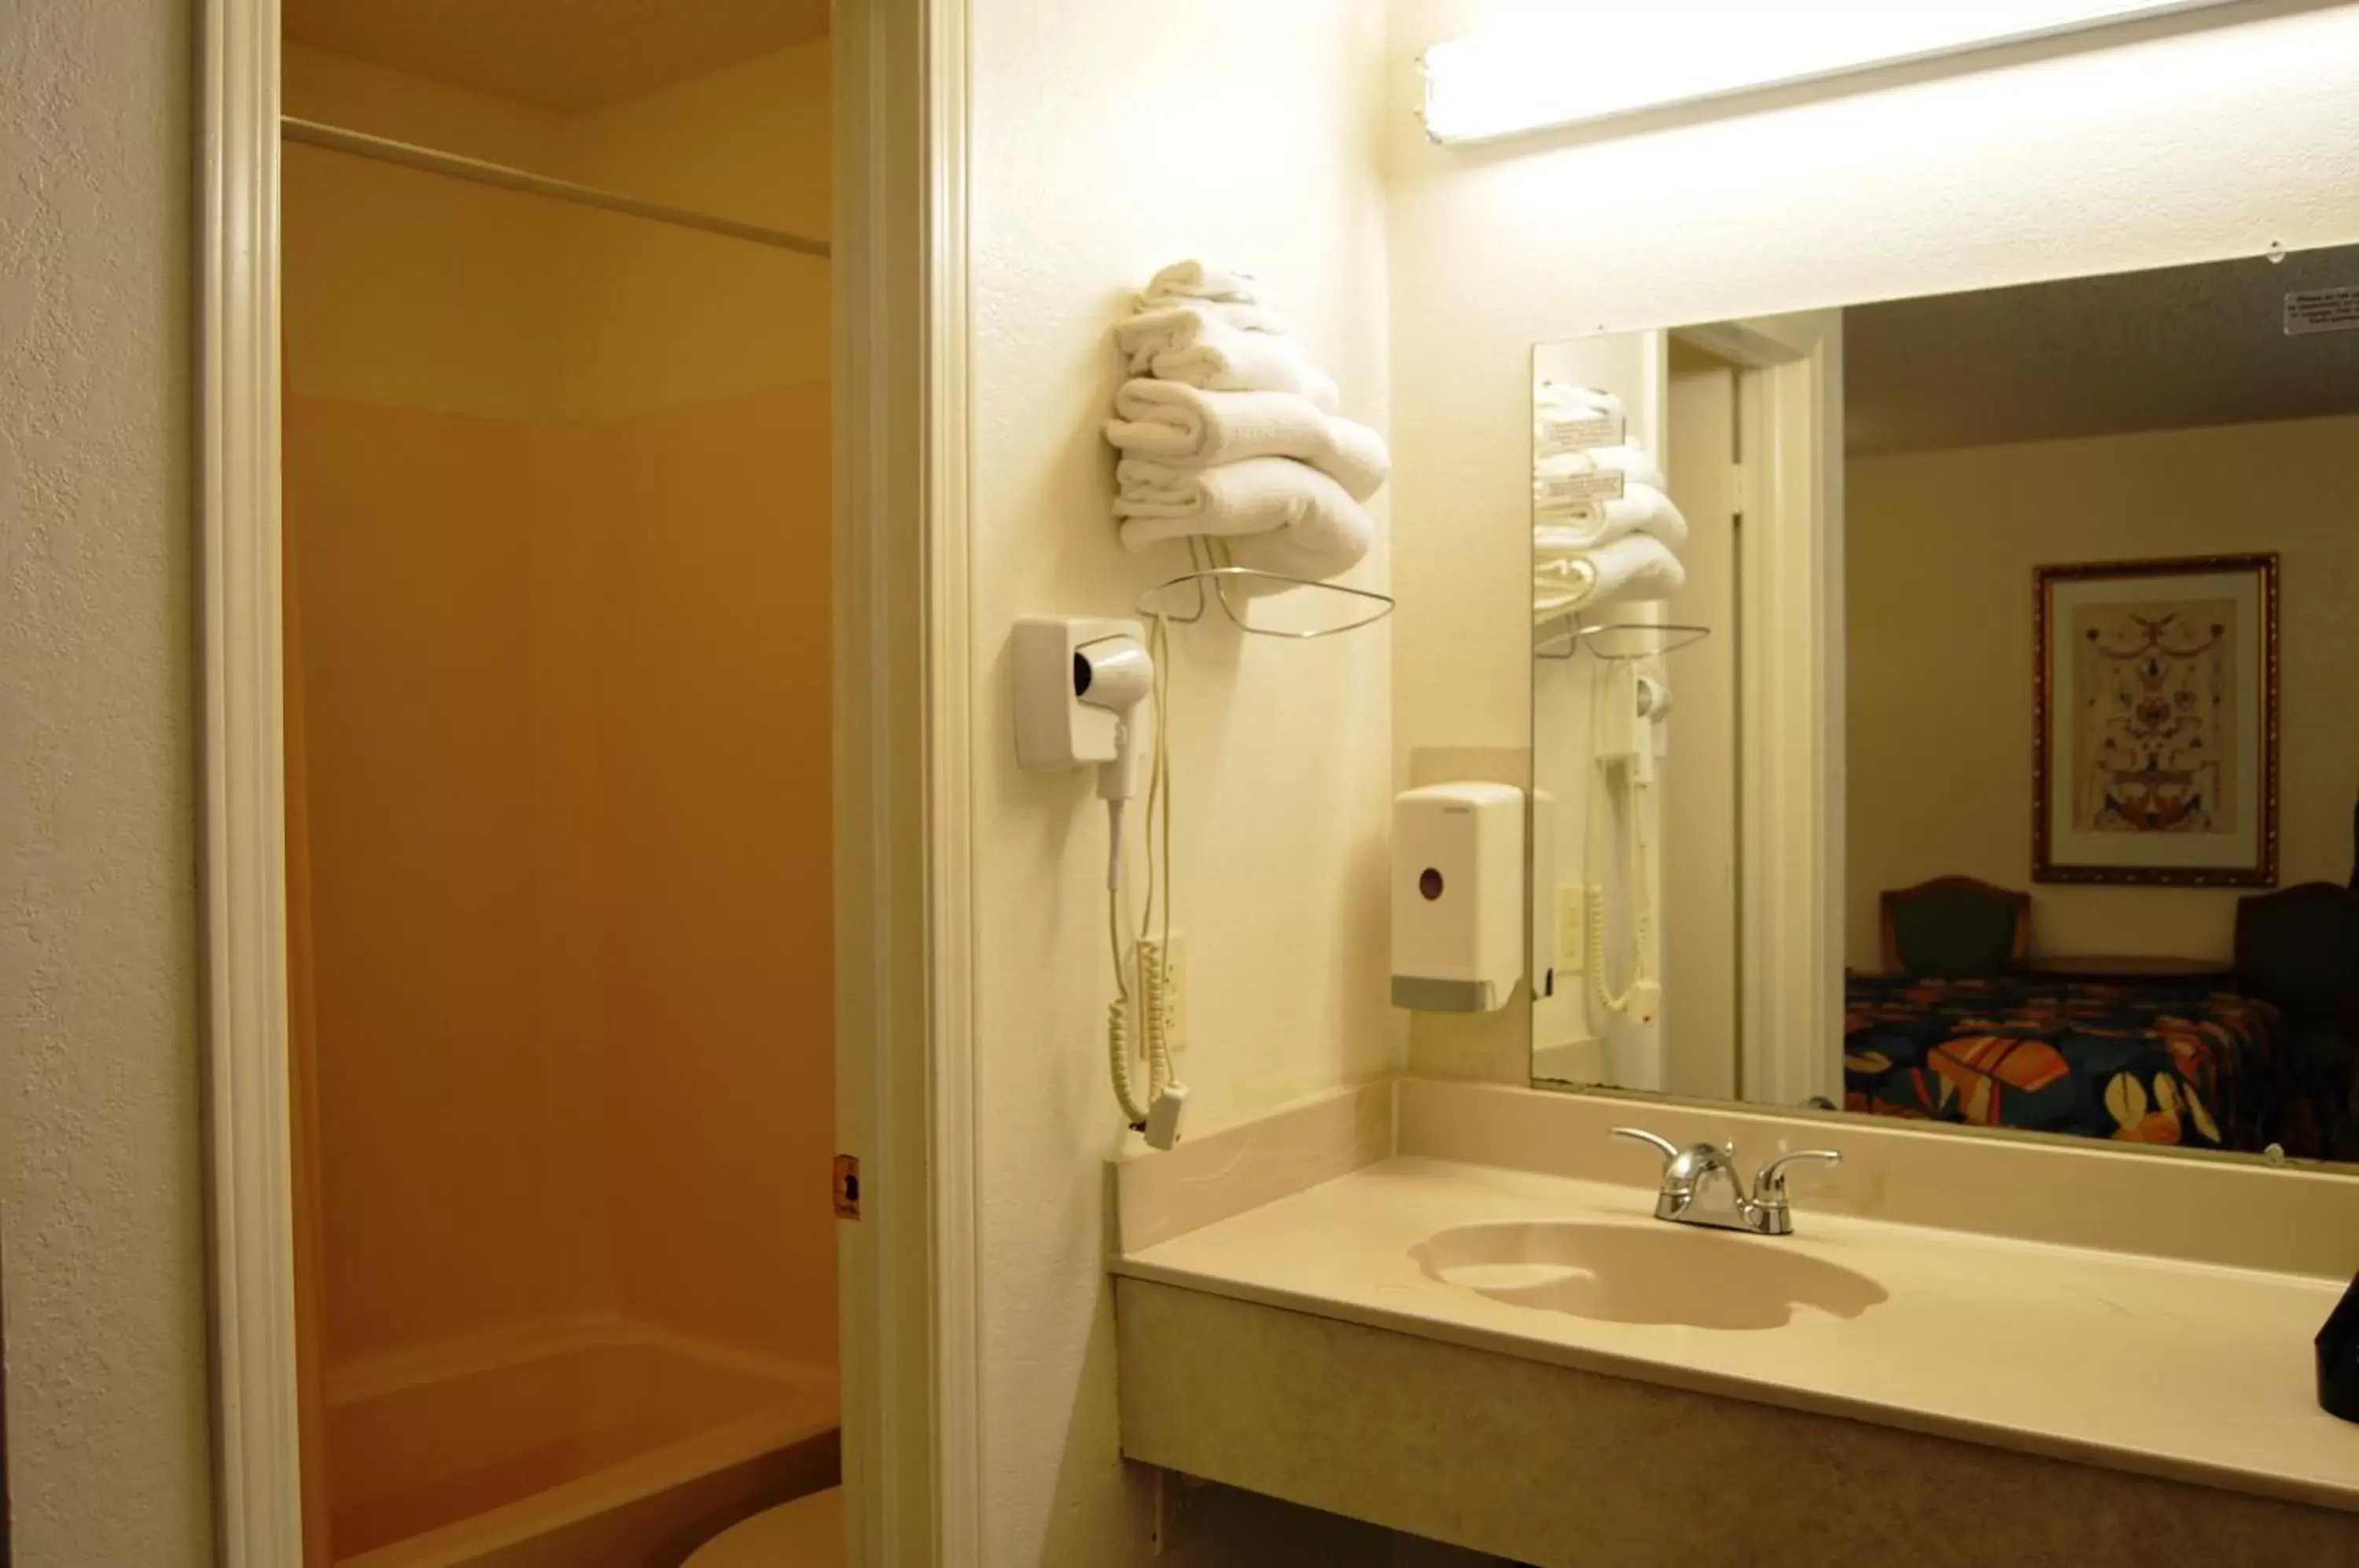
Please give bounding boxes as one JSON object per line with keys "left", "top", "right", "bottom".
{"left": 1162, "top": 931, "right": 1189, "bottom": 1053}
{"left": 1556, "top": 886, "right": 1588, "bottom": 974}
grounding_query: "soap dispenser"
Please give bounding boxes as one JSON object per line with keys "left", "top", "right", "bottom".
{"left": 1391, "top": 782, "right": 1524, "bottom": 1014}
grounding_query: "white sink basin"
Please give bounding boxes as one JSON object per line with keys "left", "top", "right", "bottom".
{"left": 1411, "top": 1219, "right": 1887, "bottom": 1331}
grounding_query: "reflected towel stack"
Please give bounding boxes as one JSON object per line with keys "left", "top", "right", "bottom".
{"left": 1106, "top": 261, "right": 1389, "bottom": 584}
{"left": 1533, "top": 384, "right": 1687, "bottom": 619}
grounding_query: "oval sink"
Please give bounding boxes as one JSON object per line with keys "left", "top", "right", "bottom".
{"left": 1411, "top": 1220, "right": 1887, "bottom": 1331}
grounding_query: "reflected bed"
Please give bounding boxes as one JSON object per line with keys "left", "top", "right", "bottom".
{"left": 1842, "top": 974, "right": 2347, "bottom": 1159}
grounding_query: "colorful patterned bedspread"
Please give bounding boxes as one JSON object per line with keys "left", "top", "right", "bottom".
{"left": 1844, "top": 974, "right": 2336, "bottom": 1158}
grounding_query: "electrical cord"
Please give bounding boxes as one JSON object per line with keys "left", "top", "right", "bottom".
{"left": 1587, "top": 665, "right": 1654, "bottom": 1020}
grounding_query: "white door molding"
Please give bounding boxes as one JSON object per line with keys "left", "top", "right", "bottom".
{"left": 834, "top": 0, "right": 981, "bottom": 1562}
{"left": 201, "top": 0, "right": 980, "bottom": 1560}
{"left": 197, "top": 0, "right": 303, "bottom": 1562}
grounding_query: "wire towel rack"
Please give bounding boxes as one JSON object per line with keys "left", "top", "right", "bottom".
{"left": 1536, "top": 613, "right": 1711, "bottom": 661}
{"left": 1135, "top": 536, "right": 1394, "bottom": 639}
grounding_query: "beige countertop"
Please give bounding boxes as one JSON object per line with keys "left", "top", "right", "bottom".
{"left": 1113, "top": 1154, "right": 2359, "bottom": 1513}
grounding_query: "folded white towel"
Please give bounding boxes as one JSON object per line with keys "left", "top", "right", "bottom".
{"left": 1114, "top": 304, "right": 1291, "bottom": 374}
{"left": 1534, "top": 444, "right": 1665, "bottom": 493}
{"left": 1535, "top": 381, "right": 1623, "bottom": 417}
{"left": 1532, "top": 556, "right": 1596, "bottom": 622}
{"left": 1139, "top": 259, "right": 1261, "bottom": 307}
{"left": 1226, "top": 499, "right": 1374, "bottom": 586}
{"left": 1535, "top": 407, "right": 1626, "bottom": 457}
{"left": 1105, "top": 381, "right": 1389, "bottom": 501}
{"left": 1149, "top": 325, "right": 1340, "bottom": 412}
{"left": 1529, "top": 443, "right": 1661, "bottom": 511}
{"left": 1531, "top": 532, "right": 1686, "bottom": 619}
{"left": 1533, "top": 484, "right": 1689, "bottom": 550}
{"left": 1533, "top": 384, "right": 1628, "bottom": 455}
{"left": 1114, "top": 455, "right": 1371, "bottom": 568}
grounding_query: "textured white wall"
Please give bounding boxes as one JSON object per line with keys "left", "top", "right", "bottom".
{"left": 1386, "top": 0, "right": 2359, "bottom": 1078}
{"left": 0, "top": 1, "right": 216, "bottom": 1563}
{"left": 967, "top": 0, "right": 1397, "bottom": 1560}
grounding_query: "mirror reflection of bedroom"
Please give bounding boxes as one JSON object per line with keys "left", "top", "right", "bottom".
{"left": 1842, "top": 250, "right": 2359, "bottom": 1165}
{"left": 1530, "top": 243, "right": 2359, "bottom": 1170}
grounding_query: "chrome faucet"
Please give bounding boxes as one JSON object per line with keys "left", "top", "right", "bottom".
{"left": 1610, "top": 1127, "right": 1842, "bottom": 1237}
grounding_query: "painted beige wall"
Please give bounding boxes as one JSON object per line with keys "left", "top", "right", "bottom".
{"left": 285, "top": 39, "right": 830, "bottom": 423}
{"left": 1848, "top": 412, "right": 2359, "bottom": 969}
{"left": 285, "top": 37, "right": 834, "bottom": 1412}
{"left": 284, "top": 46, "right": 569, "bottom": 422}
{"left": 967, "top": 0, "right": 1397, "bottom": 1560}
{"left": 0, "top": 1, "right": 215, "bottom": 1562}
{"left": 1384, "top": 0, "right": 2359, "bottom": 1083}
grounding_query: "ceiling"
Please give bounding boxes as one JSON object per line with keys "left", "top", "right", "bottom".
{"left": 1845, "top": 245, "right": 2359, "bottom": 457}
{"left": 284, "top": 0, "right": 830, "bottom": 112}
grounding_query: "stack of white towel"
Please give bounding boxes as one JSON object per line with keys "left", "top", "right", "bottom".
{"left": 1531, "top": 384, "right": 1688, "bottom": 621}
{"left": 1107, "top": 261, "right": 1389, "bottom": 585}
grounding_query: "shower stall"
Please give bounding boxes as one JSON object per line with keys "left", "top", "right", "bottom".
{"left": 278, "top": 6, "right": 837, "bottom": 1561}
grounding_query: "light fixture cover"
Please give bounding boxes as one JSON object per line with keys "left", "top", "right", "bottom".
{"left": 1419, "top": 0, "right": 2246, "bottom": 144}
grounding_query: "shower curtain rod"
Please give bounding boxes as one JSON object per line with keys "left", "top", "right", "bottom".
{"left": 281, "top": 116, "right": 832, "bottom": 259}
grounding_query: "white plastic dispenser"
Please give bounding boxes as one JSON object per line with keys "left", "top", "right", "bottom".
{"left": 1392, "top": 782, "right": 1525, "bottom": 1014}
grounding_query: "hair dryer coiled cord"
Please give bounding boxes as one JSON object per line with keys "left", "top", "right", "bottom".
{"left": 1586, "top": 771, "right": 1653, "bottom": 1018}
{"left": 1107, "top": 614, "right": 1181, "bottom": 1135}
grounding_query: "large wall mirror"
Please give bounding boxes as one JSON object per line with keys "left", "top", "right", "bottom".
{"left": 1530, "top": 241, "right": 2359, "bottom": 1169}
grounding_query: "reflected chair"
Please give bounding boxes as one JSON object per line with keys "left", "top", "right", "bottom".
{"left": 1879, "top": 876, "right": 2031, "bottom": 979}
{"left": 2236, "top": 880, "right": 2359, "bottom": 1147}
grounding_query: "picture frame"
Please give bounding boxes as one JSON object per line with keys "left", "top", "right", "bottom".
{"left": 2033, "top": 553, "right": 2279, "bottom": 887}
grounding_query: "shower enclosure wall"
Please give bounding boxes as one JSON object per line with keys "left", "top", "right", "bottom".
{"left": 280, "top": 25, "right": 835, "bottom": 1565}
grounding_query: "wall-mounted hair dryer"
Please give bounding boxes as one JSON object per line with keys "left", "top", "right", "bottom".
{"left": 1014, "top": 616, "right": 1152, "bottom": 805}
{"left": 1012, "top": 614, "right": 1187, "bottom": 1149}
{"left": 1073, "top": 632, "right": 1153, "bottom": 802}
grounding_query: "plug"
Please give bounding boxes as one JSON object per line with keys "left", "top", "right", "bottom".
{"left": 1143, "top": 1084, "right": 1188, "bottom": 1151}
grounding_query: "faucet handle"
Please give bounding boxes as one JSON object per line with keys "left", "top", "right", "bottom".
{"left": 1753, "top": 1147, "right": 1842, "bottom": 1202}
{"left": 1610, "top": 1126, "right": 1682, "bottom": 1167}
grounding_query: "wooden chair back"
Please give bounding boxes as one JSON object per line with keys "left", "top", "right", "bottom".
{"left": 1879, "top": 876, "right": 2032, "bottom": 979}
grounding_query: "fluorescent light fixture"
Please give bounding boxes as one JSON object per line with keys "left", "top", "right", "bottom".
{"left": 1419, "top": 0, "right": 2250, "bottom": 144}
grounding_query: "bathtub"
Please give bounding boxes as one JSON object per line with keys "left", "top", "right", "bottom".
{"left": 326, "top": 1323, "right": 836, "bottom": 1568}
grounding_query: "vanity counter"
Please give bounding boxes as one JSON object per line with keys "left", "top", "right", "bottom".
{"left": 1113, "top": 1153, "right": 2359, "bottom": 1512}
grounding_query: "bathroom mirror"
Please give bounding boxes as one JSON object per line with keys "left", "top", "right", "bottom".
{"left": 1529, "top": 241, "right": 2359, "bottom": 1169}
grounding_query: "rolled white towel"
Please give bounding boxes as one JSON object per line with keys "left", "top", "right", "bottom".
{"left": 1115, "top": 455, "right": 1371, "bottom": 571}
{"left": 1150, "top": 325, "right": 1340, "bottom": 412}
{"left": 1114, "top": 303, "right": 1291, "bottom": 374}
{"left": 1139, "top": 259, "right": 1261, "bottom": 307}
{"left": 1106, "top": 381, "right": 1390, "bottom": 501}
{"left": 1530, "top": 533, "right": 1686, "bottom": 620}
{"left": 1533, "top": 484, "right": 1688, "bottom": 550}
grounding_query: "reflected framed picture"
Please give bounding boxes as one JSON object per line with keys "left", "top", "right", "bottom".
{"left": 2033, "top": 554, "right": 2279, "bottom": 886}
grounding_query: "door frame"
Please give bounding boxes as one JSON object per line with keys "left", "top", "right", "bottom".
{"left": 195, "top": 0, "right": 978, "bottom": 1559}
{"left": 834, "top": 0, "right": 984, "bottom": 1561}
{"left": 197, "top": 0, "right": 302, "bottom": 1559}
{"left": 1711, "top": 314, "right": 1847, "bottom": 1110}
